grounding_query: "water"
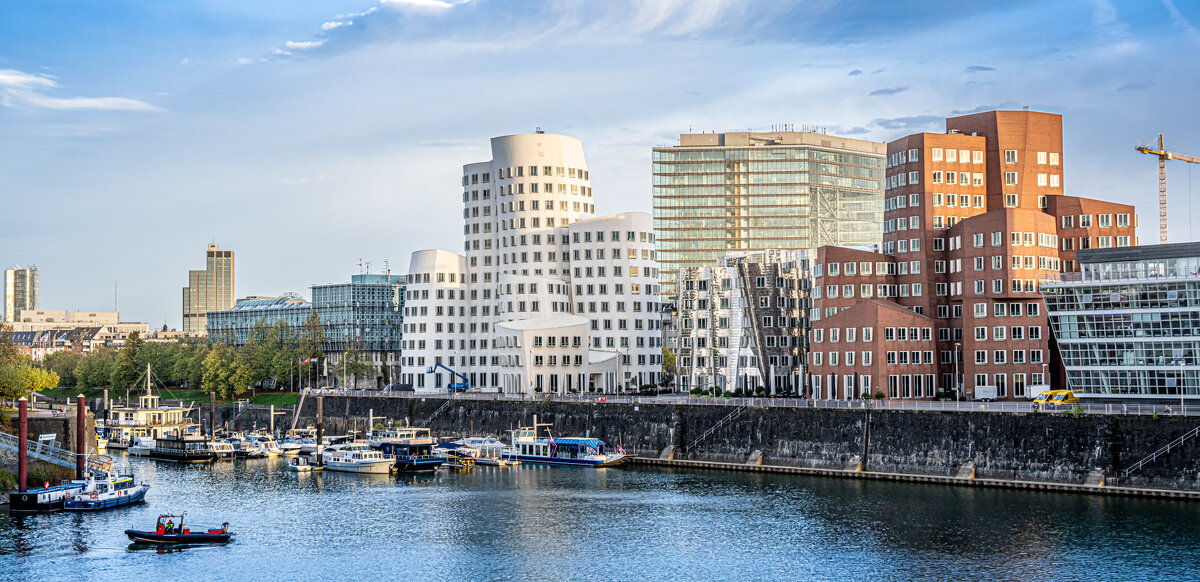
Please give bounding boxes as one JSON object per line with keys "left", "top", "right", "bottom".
{"left": 3, "top": 454, "right": 1200, "bottom": 581}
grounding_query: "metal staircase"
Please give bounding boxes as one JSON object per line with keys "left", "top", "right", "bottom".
{"left": 0, "top": 429, "right": 113, "bottom": 476}
{"left": 419, "top": 397, "right": 457, "bottom": 428}
{"left": 686, "top": 406, "right": 747, "bottom": 452}
{"left": 1123, "top": 424, "right": 1200, "bottom": 478}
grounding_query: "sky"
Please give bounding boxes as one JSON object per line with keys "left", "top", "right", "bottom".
{"left": 2, "top": 0, "right": 1198, "bottom": 329}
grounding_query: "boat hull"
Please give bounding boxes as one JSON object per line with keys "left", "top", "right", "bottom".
{"left": 393, "top": 457, "right": 445, "bottom": 473}
{"left": 323, "top": 461, "right": 394, "bottom": 474}
{"left": 512, "top": 454, "right": 630, "bottom": 467}
{"left": 125, "top": 530, "right": 231, "bottom": 544}
{"left": 8, "top": 486, "right": 84, "bottom": 513}
{"left": 149, "top": 451, "right": 217, "bottom": 464}
{"left": 65, "top": 485, "right": 149, "bottom": 511}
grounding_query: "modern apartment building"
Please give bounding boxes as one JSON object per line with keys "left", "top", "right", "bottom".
{"left": 808, "top": 110, "right": 1138, "bottom": 401}
{"left": 4, "top": 266, "right": 38, "bottom": 323}
{"left": 652, "top": 130, "right": 885, "bottom": 300}
{"left": 182, "top": 244, "right": 235, "bottom": 336}
{"left": 399, "top": 132, "right": 664, "bottom": 394}
{"left": 1041, "top": 242, "right": 1200, "bottom": 401}
{"left": 674, "top": 250, "right": 812, "bottom": 394}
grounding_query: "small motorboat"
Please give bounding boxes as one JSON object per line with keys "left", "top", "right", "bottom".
{"left": 125, "top": 513, "right": 232, "bottom": 545}
{"left": 288, "top": 456, "right": 323, "bottom": 472}
{"left": 209, "top": 440, "right": 237, "bottom": 460}
{"left": 65, "top": 471, "right": 149, "bottom": 511}
{"left": 128, "top": 436, "right": 156, "bottom": 457}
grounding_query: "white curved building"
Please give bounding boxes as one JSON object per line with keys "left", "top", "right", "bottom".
{"left": 400, "top": 132, "right": 663, "bottom": 394}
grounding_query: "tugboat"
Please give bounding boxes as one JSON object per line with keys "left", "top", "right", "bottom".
{"left": 375, "top": 428, "right": 444, "bottom": 473}
{"left": 125, "top": 513, "right": 233, "bottom": 545}
{"left": 508, "top": 416, "right": 630, "bottom": 467}
{"left": 64, "top": 471, "right": 150, "bottom": 511}
{"left": 149, "top": 433, "right": 216, "bottom": 463}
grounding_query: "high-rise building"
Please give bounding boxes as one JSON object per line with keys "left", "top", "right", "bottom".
{"left": 1041, "top": 242, "right": 1200, "bottom": 401}
{"left": 4, "top": 266, "right": 38, "bottom": 323}
{"left": 182, "top": 243, "right": 235, "bottom": 336}
{"left": 807, "top": 110, "right": 1138, "bottom": 401}
{"left": 652, "top": 130, "right": 885, "bottom": 300}
{"left": 399, "top": 132, "right": 664, "bottom": 394}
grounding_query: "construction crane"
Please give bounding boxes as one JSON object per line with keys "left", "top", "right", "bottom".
{"left": 1136, "top": 134, "right": 1200, "bottom": 244}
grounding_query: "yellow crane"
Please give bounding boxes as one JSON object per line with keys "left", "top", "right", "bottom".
{"left": 1136, "top": 134, "right": 1200, "bottom": 244}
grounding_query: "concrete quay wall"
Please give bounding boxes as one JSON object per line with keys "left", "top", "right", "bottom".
{"left": 291, "top": 396, "right": 1200, "bottom": 492}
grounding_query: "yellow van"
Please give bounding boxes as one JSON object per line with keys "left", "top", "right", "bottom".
{"left": 1032, "top": 390, "right": 1079, "bottom": 407}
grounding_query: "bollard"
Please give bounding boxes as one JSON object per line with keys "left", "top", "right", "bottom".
{"left": 18, "top": 397, "right": 28, "bottom": 492}
{"left": 77, "top": 394, "right": 86, "bottom": 479}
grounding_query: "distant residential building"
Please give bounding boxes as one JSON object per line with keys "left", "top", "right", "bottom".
{"left": 1041, "top": 242, "right": 1200, "bottom": 401}
{"left": 182, "top": 243, "right": 235, "bottom": 336}
{"left": 4, "top": 265, "right": 38, "bottom": 323}
{"left": 809, "top": 110, "right": 1138, "bottom": 401}
{"left": 674, "top": 250, "right": 812, "bottom": 394}
{"left": 652, "top": 130, "right": 885, "bottom": 300}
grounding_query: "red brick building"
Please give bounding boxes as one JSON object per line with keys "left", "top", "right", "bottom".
{"left": 810, "top": 110, "right": 1137, "bottom": 401}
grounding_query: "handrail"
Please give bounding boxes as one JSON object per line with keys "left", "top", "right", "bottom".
{"left": 1123, "top": 424, "right": 1200, "bottom": 477}
{"left": 419, "top": 397, "right": 457, "bottom": 428}
{"left": 0, "top": 429, "right": 114, "bottom": 476}
{"left": 686, "top": 405, "right": 747, "bottom": 452}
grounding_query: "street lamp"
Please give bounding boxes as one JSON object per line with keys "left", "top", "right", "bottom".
{"left": 954, "top": 342, "right": 962, "bottom": 403}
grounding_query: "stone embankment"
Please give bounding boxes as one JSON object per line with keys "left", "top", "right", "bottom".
{"left": 268, "top": 395, "right": 1200, "bottom": 496}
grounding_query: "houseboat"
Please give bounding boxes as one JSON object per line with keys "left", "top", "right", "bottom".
{"left": 8, "top": 482, "right": 85, "bottom": 513}
{"left": 508, "top": 416, "right": 629, "bottom": 467}
{"left": 150, "top": 433, "right": 216, "bottom": 464}
{"left": 104, "top": 366, "right": 200, "bottom": 448}
{"left": 461, "top": 436, "right": 520, "bottom": 466}
{"left": 375, "top": 428, "right": 444, "bottom": 473}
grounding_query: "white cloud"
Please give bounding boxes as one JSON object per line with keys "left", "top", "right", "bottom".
{"left": 381, "top": 0, "right": 459, "bottom": 9}
{"left": 235, "top": 57, "right": 253, "bottom": 65}
{"left": 321, "top": 20, "right": 350, "bottom": 31}
{"left": 285, "top": 40, "right": 326, "bottom": 50}
{"left": 0, "top": 68, "right": 159, "bottom": 111}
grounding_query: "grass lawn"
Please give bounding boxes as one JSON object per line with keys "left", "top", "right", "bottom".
{"left": 251, "top": 393, "right": 299, "bottom": 406}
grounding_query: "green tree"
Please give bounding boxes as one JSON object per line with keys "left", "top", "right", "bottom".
{"left": 75, "top": 349, "right": 118, "bottom": 389}
{"left": 333, "top": 348, "right": 374, "bottom": 389}
{"left": 0, "top": 323, "right": 19, "bottom": 366}
{"left": 201, "top": 343, "right": 238, "bottom": 398}
{"left": 660, "top": 347, "right": 677, "bottom": 389}
{"left": 42, "top": 351, "right": 82, "bottom": 386}
{"left": 0, "top": 364, "right": 59, "bottom": 402}
{"left": 298, "top": 311, "right": 327, "bottom": 389}
{"left": 114, "top": 331, "right": 145, "bottom": 396}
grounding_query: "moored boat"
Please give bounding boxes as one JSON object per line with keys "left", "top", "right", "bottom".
{"left": 461, "top": 436, "right": 521, "bottom": 466}
{"left": 64, "top": 471, "right": 149, "bottom": 511}
{"left": 375, "top": 428, "right": 444, "bottom": 473}
{"left": 508, "top": 416, "right": 629, "bottom": 467}
{"left": 209, "top": 440, "right": 237, "bottom": 460}
{"left": 150, "top": 433, "right": 216, "bottom": 464}
{"left": 288, "top": 456, "right": 323, "bottom": 472}
{"left": 8, "top": 482, "right": 85, "bottom": 513}
{"left": 128, "top": 436, "right": 156, "bottom": 457}
{"left": 321, "top": 442, "right": 394, "bottom": 474}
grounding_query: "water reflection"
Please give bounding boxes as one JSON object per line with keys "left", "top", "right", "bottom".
{"left": 2, "top": 454, "right": 1199, "bottom": 580}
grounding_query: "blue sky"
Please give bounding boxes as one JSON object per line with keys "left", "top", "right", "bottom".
{"left": 2, "top": 0, "right": 1198, "bottom": 328}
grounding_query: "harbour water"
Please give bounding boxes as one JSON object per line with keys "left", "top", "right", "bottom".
{"left": 3, "top": 454, "right": 1200, "bottom": 580}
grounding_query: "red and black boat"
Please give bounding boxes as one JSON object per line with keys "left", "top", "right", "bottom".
{"left": 125, "top": 513, "right": 232, "bottom": 545}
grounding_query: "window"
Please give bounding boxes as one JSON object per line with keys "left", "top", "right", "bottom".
{"left": 1049, "top": 175, "right": 1060, "bottom": 188}
{"left": 932, "top": 148, "right": 943, "bottom": 161}
{"left": 1050, "top": 152, "right": 1059, "bottom": 165}
{"left": 1004, "top": 150, "right": 1018, "bottom": 163}
{"left": 1037, "top": 151, "right": 1047, "bottom": 164}
{"left": 1005, "top": 194, "right": 1018, "bottom": 208}
{"left": 1098, "top": 214, "right": 1112, "bottom": 227}
{"left": 932, "top": 171, "right": 943, "bottom": 184}
{"left": 1117, "top": 213, "right": 1130, "bottom": 227}
{"left": 1004, "top": 172, "right": 1018, "bottom": 186}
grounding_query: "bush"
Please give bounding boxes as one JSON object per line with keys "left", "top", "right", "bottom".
{"left": 755, "top": 386, "right": 766, "bottom": 396}
{"left": 689, "top": 387, "right": 701, "bottom": 396}
{"left": 874, "top": 391, "right": 886, "bottom": 400}
{"left": 860, "top": 392, "right": 871, "bottom": 399}
{"left": 1070, "top": 406, "right": 1085, "bottom": 418}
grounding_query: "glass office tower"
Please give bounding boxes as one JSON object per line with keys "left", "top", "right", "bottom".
{"left": 652, "top": 130, "right": 885, "bottom": 301}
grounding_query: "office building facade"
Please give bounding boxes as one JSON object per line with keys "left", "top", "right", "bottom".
{"left": 652, "top": 131, "right": 885, "bottom": 300}
{"left": 183, "top": 244, "right": 235, "bottom": 336}
{"left": 399, "top": 132, "right": 664, "bottom": 394}
{"left": 4, "top": 266, "right": 38, "bottom": 323}
{"left": 1041, "top": 242, "right": 1200, "bottom": 400}
{"left": 808, "top": 110, "right": 1138, "bottom": 401}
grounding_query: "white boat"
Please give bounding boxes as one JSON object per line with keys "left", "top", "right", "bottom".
{"left": 321, "top": 442, "right": 394, "bottom": 474}
{"left": 288, "top": 456, "right": 322, "bottom": 472}
{"left": 277, "top": 439, "right": 303, "bottom": 456}
{"left": 254, "top": 436, "right": 283, "bottom": 457}
{"left": 507, "top": 416, "right": 630, "bottom": 467}
{"left": 128, "top": 436, "right": 156, "bottom": 457}
{"left": 64, "top": 471, "right": 150, "bottom": 511}
{"left": 209, "top": 440, "right": 237, "bottom": 460}
{"left": 461, "top": 436, "right": 521, "bottom": 466}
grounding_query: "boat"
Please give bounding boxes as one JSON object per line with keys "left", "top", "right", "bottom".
{"left": 461, "top": 436, "right": 521, "bottom": 466}
{"left": 375, "top": 428, "right": 444, "bottom": 473}
{"left": 209, "top": 440, "right": 237, "bottom": 460}
{"left": 253, "top": 435, "right": 284, "bottom": 457}
{"left": 277, "top": 439, "right": 303, "bottom": 456}
{"left": 507, "top": 416, "right": 630, "bottom": 467}
{"left": 96, "top": 436, "right": 108, "bottom": 452}
{"left": 320, "top": 441, "right": 394, "bottom": 474}
{"left": 64, "top": 471, "right": 149, "bottom": 511}
{"left": 128, "top": 436, "right": 156, "bottom": 457}
{"left": 125, "top": 514, "right": 232, "bottom": 545}
{"left": 105, "top": 364, "right": 202, "bottom": 447}
{"left": 149, "top": 433, "right": 216, "bottom": 464}
{"left": 8, "top": 482, "right": 85, "bottom": 513}
{"left": 288, "top": 456, "right": 323, "bottom": 472}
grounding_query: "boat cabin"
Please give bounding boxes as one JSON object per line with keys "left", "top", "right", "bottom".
{"left": 515, "top": 438, "right": 606, "bottom": 460}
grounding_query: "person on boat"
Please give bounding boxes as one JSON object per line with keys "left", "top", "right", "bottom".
{"left": 165, "top": 520, "right": 175, "bottom": 534}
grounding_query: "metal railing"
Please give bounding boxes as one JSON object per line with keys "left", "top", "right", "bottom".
{"left": 0, "top": 429, "right": 114, "bottom": 475}
{"left": 1123, "top": 424, "right": 1200, "bottom": 477}
{"left": 686, "top": 406, "right": 746, "bottom": 452}
{"left": 298, "top": 388, "right": 1200, "bottom": 416}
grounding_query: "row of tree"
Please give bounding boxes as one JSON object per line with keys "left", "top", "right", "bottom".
{"left": 0, "top": 324, "right": 61, "bottom": 402}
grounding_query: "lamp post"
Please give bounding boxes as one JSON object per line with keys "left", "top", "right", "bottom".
{"left": 954, "top": 342, "right": 962, "bottom": 403}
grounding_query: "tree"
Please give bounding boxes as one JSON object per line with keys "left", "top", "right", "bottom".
{"left": 660, "top": 347, "right": 677, "bottom": 389}
{"left": 0, "top": 323, "right": 19, "bottom": 366}
{"left": 114, "top": 331, "right": 144, "bottom": 396}
{"left": 298, "top": 311, "right": 327, "bottom": 388}
{"left": 0, "top": 364, "right": 59, "bottom": 402}
{"left": 333, "top": 349, "right": 374, "bottom": 389}
{"left": 201, "top": 343, "right": 238, "bottom": 398}
{"left": 42, "top": 351, "right": 82, "bottom": 386}
{"left": 75, "top": 349, "right": 118, "bottom": 389}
